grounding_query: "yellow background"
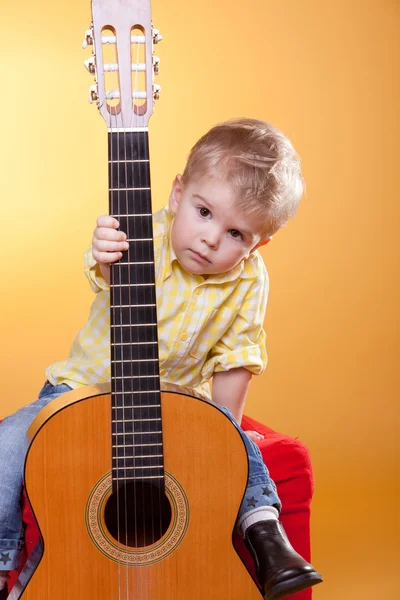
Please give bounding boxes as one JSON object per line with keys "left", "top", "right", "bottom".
{"left": 1, "top": 0, "right": 398, "bottom": 598}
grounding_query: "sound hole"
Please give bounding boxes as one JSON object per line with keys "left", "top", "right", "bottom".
{"left": 104, "top": 481, "right": 172, "bottom": 548}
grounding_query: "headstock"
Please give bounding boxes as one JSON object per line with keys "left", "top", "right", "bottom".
{"left": 83, "top": 0, "right": 161, "bottom": 130}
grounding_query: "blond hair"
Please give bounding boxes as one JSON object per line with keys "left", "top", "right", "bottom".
{"left": 182, "top": 118, "right": 304, "bottom": 237}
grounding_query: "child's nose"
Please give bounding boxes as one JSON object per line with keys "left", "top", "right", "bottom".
{"left": 202, "top": 227, "right": 220, "bottom": 248}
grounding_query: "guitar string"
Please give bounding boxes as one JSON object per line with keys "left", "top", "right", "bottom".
{"left": 131, "top": 36, "right": 146, "bottom": 598}
{"left": 107, "top": 74, "right": 122, "bottom": 600}
{"left": 108, "top": 90, "right": 120, "bottom": 599}
{"left": 129, "top": 41, "right": 140, "bottom": 599}
{"left": 143, "top": 40, "right": 164, "bottom": 585}
{"left": 115, "top": 76, "right": 126, "bottom": 600}
{"left": 143, "top": 108, "right": 164, "bottom": 567}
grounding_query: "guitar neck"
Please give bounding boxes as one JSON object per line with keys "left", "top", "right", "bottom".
{"left": 108, "top": 130, "right": 164, "bottom": 489}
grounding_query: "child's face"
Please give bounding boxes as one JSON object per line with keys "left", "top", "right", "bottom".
{"left": 168, "top": 174, "right": 268, "bottom": 276}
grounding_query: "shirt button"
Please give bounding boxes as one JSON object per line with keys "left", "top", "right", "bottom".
{"left": 180, "top": 333, "right": 188, "bottom": 341}
{"left": 159, "top": 369, "right": 166, "bottom": 376}
{"left": 195, "top": 289, "right": 201, "bottom": 295}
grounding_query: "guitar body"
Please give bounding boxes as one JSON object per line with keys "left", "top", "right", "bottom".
{"left": 22, "top": 384, "right": 261, "bottom": 599}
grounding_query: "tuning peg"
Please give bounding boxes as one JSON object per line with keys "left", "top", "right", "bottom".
{"left": 152, "top": 28, "right": 163, "bottom": 44}
{"left": 153, "top": 84, "right": 161, "bottom": 101}
{"left": 84, "top": 58, "right": 96, "bottom": 75}
{"left": 89, "top": 85, "right": 98, "bottom": 104}
{"left": 82, "top": 28, "right": 94, "bottom": 49}
{"left": 153, "top": 56, "right": 160, "bottom": 76}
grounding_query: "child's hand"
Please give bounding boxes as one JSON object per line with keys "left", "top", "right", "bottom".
{"left": 92, "top": 215, "right": 129, "bottom": 265}
{"left": 245, "top": 430, "right": 265, "bottom": 443}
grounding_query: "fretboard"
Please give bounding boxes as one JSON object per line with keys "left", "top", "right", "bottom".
{"left": 108, "top": 131, "right": 163, "bottom": 489}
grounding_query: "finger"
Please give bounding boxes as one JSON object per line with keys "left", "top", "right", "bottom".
{"left": 96, "top": 215, "right": 120, "bottom": 229}
{"left": 93, "top": 227, "right": 128, "bottom": 243}
{"left": 92, "top": 250, "right": 123, "bottom": 265}
{"left": 93, "top": 239, "right": 129, "bottom": 253}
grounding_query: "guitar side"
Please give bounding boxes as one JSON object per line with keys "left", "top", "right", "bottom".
{"left": 20, "top": 384, "right": 261, "bottom": 599}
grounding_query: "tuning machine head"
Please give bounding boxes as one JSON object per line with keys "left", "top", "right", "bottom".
{"left": 153, "top": 84, "right": 161, "bottom": 102}
{"left": 84, "top": 57, "right": 96, "bottom": 75}
{"left": 89, "top": 85, "right": 99, "bottom": 105}
{"left": 153, "top": 56, "right": 160, "bottom": 76}
{"left": 82, "top": 27, "right": 94, "bottom": 49}
{"left": 152, "top": 27, "right": 163, "bottom": 44}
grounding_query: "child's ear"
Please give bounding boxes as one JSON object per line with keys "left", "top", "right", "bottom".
{"left": 250, "top": 237, "right": 273, "bottom": 253}
{"left": 168, "top": 175, "right": 184, "bottom": 213}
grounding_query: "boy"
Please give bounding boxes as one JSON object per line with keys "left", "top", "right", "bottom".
{"left": 0, "top": 118, "right": 322, "bottom": 599}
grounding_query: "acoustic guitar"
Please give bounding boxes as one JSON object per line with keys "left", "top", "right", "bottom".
{"left": 21, "top": 0, "right": 261, "bottom": 597}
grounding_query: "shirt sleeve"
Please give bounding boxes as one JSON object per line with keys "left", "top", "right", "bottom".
{"left": 83, "top": 246, "right": 110, "bottom": 293}
{"left": 201, "top": 267, "right": 269, "bottom": 379}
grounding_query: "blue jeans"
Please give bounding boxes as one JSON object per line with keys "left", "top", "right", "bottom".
{"left": 0, "top": 382, "right": 72, "bottom": 570}
{"left": 218, "top": 406, "right": 281, "bottom": 519}
{"left": 0, "top": 383, "right": 281, "bottom": 571}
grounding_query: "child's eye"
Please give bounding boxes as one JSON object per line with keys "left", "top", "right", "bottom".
{"left": 229, "top": 229, "right": 243, "bottom": 240}
{"left": 199, "top": 207, "right": 211, "bottom": 218}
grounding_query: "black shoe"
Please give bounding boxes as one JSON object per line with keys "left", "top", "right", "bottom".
{"left": 0, "top": 586, "right": 8, "bottom": 600}
{"left": 244, "top": 520, "right": 323, "bottom": 600}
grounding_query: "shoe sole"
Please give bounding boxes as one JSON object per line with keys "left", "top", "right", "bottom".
{"left": 265, "top": 572, "right": 323, "bottom": 600}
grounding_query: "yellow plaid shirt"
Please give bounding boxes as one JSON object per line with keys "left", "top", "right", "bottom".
{"left": 46, "top": 207, "right": 268, "bottom": 399}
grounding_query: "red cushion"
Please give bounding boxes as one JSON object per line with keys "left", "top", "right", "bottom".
{"left": 8, "top": 416, "right": 314, "bottom": 600}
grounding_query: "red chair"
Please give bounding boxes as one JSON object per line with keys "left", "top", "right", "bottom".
{"left": 7, "top": 415, "right": 315, "bottom": 599}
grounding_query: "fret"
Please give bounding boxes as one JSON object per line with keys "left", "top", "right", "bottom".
{"left": 111, "top": 214, "right": 152, "bottom": 218}
{"left": 110, "top": 187, "right": 151, "bottom": 191}
{"left": 113, "top": 404, "right": 160, "bottom": 409}
{"left": 112, "top": 443, "right": 163, "bottom": 449}
{"left": 112, "top": 469, "right": 164, "bottom": 478}
{"left": 113, "top": 358, "right": 158, "bottom": 362}
{"left": 109, "top": 159, "right": 149, "bottom": 164}
{"left": 113, "top": 444, "right": 163, "bottom": 458}
{"left": 109, "top": 161, "right": 150, "bottom": 189}
{"left": 112, "top": 286, "right": 156, "bottom": 306}
{"left": 111, "top": 324, "right": 157, "bottom": 328}
{"left": 113, "top": 420, "right": 161, "bottom": 434}
{"left": 111, "top": 345, "right": 158, "bottom": 368}
{"left": 110, "top": 190, "right": 151, "bottom": 215}
{"left": 112, "top": 283, "right": 155, "bottom": 288}
{"left": 118, "top": 238, "right": 152, "bottom": 241}
{"left": 112, "top": 271, "right": 155, "bottom": 287}
{"left": 111, "top": 326, "right": 158, "bottom": 345}
{"left": 111, "top": 310, "right": 157, "bottom": 328}
{"left": 115, "top": 261, "right": 153, "bottom": 266}
{"left": 112, "top": 215, "right": 153, "bottom": 240}
{"left": 112, "top": 475, "right": 163, "bottom": 480}
{"left": 113, "top": 432, "right": 162, "bottom": 436}
{"left": 109, "top": 131, "right": 149, "bottom": 161}
{"left": 112, "top": 393, "right": 161, "bottom": 410}
{"left": 111, "top": 341, "right": 157, "bottom": 346}
{"left": 111, "top": 431, "right": 162, "bottom": 445}
{"left": 112, "top": 407, "right": 160, "bottom": 420}
{"left": 114, "top": 464, "right": 163, "bottom": 470}
{"left": 112, "top": 418, "right": 161, "bottom": 423}
{"left": 112, "top": 411, "right": 161, "bottom": 423}
{"left": 112, "top": 389, "right": 160, "bottom": 393}
{"left": 113, "top": 454, "right": 163, "bottom": 460}
{"left": 113, "top": 376, "right": 159, "bottom": 392}
{"left": 112, "top": 359, "right": 159, "bottom": 378}
{"left": 111, "top": 305, "right": 156, "bottom": 309}
{"left": 112, "top": 268, "right": 155, "bottom": 286}
{"left": 113, "top": 376, "right": 159, "bottom": 381}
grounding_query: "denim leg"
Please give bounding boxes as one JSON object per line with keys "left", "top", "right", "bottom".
{"left": 218, "top": 406, "right": 282, "bottom": 519}
{"left": 0, "top": 382, "right": 72, "bottom": 570}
